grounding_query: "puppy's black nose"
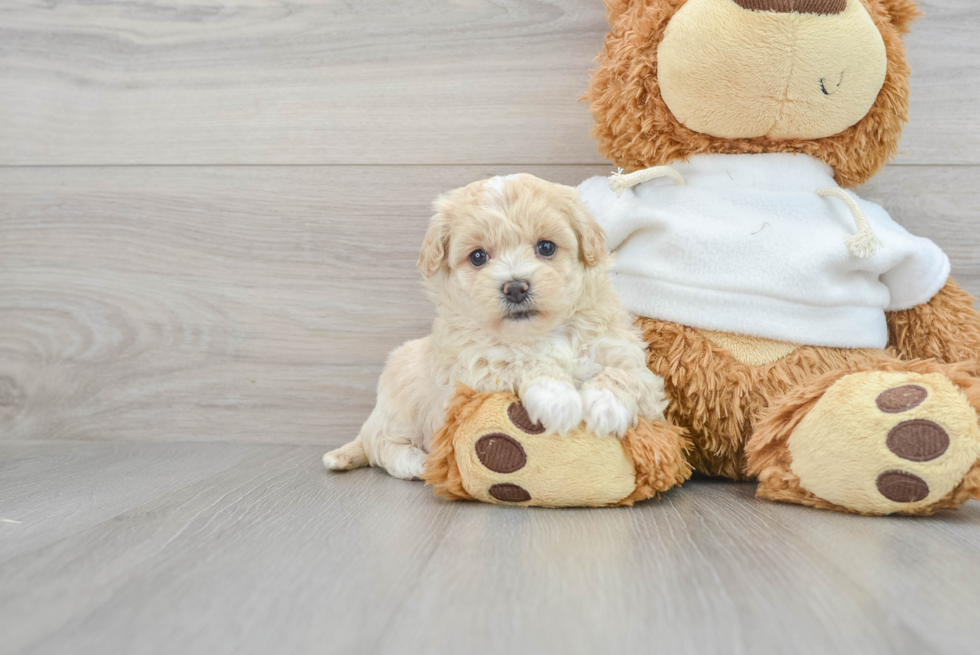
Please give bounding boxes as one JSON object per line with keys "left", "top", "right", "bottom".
{"left": 502, "top": 279, "right": 530, "bottom": 304}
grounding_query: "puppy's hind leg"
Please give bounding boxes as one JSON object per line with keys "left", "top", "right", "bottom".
{"left": 326, "top": 404, "right": 428, "bottom": 480}
{"left": 374, "top": 438, "right": 429, "bottom": 481}
{"left": 323, "top": 439, "right": 369, "bottom": 472}
{"left": 327, "top": 337, "right": 433, "bottom": 480}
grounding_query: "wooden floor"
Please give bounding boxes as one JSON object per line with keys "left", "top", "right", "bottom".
{"left": 3, "top": 1, "right": 980, "bottom": 653}
{"left": 3, "top": 441, "right": 980, "bottom": 655}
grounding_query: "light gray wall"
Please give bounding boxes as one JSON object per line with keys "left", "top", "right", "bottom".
{"left": 1, "top": 0, "right": 978, "bottom": 444}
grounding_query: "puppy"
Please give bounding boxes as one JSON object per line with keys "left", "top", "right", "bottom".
{"left": 323, "top": 174, "right": 668, "bottom": 480}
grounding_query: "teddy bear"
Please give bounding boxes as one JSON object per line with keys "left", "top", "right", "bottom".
{"left": 573, "top": 0, "right": 980, "bottom": 515}
{"left": 424, "top": 0, "right": 980, "bottom": 515}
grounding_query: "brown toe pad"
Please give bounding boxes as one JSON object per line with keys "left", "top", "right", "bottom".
{"left": 475, "top": 433, "right": 527, "bottom": 473}
{"left": 876, "top": 385, "right": 928, "bottom": 414}
{"left": 876, "top": 470, "right": 930, "bottom": 503}
{"left": 489, "top": 483, "right": 532, "bottom": 503}
{"left": 886, "top": 419, "right": 950, "bottom": 462}
{"left": 507, "top": 402, "right": 545, "bottom": 434}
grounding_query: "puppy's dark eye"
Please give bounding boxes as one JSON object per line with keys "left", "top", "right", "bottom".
{"left": 536, "top": 240, "right": 556, "bottom": 258}
{"left": 469, "top": 249, "right": 489, "bottom": 267}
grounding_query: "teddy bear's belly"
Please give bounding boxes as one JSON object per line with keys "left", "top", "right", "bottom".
{"left": 695, "top": 329, "right": 800, "bottom": 366}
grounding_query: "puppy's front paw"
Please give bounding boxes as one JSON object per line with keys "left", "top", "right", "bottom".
{"left": 582, "top": 388, "right": 634, "bottom": 438}
{"left": 522, "top": 379, "right": 583, "bottom": 435}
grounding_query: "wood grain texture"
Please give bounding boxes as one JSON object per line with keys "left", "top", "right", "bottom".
{"left": 2, "top": 442, "right": 979, "bottom": 655}
{"left": 0, "top": 0, "right": 606, "bottom": 166}
{"left": 0, "top": 440, "right": 283, "bottom": 563}
{"left": 0, "top": 164, "right": 603, "bottom": 444}
{"left": 0, "top": 0, "right": 977, "bottom": 166}
{"left": 3, "top": 164, "right": 978, "bottom": 445}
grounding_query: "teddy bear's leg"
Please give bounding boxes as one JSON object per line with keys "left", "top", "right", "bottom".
{"left": 747, "top": 361, "right": 980, "bottom": 515}
{"left": 422, "top": 387, "right": 691, "bottom": 507}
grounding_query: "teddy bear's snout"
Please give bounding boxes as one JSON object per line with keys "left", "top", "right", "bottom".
{"left": 731, "top": 0, "right": 845, "bottom": 15}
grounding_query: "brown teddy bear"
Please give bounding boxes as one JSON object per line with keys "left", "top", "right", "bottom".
{"left": 424, "top": 0, "right": 980, "bottom": 515}
{"left": 577, "top": 0, "right": 980, "bottom": 515}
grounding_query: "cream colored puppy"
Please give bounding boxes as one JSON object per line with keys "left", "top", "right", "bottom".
{"left": 323, "top": 174, "right": 668, "bottom": 480}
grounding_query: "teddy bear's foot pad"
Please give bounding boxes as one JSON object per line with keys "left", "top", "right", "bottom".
{"left": 423, "top": 389, "right": 691, "bottom": 507}
{"left": 458, "top": 397, "right": 637, "bottom": 507}
{"left": 788, "top": 371, "right": 980, "bottom": 514}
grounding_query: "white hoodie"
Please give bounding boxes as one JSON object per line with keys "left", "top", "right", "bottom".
{"left": 578, "top": 153, "right": 950, "bottom": 349}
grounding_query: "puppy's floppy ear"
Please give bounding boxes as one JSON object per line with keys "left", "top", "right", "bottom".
{"left": 562, "top": 187, "right": 607, "bottom": 268}
{"left": 878, "top": 0, "right": 921, "bottom": 35}
{"left": 417, "top": 195, "right": 453, "bottom": 278}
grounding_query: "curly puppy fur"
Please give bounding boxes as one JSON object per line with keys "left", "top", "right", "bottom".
{"left": 588, "top": 0, "right": 918, "bottom": 188}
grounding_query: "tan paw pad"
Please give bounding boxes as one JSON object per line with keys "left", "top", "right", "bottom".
{"left": 452, "top": 395, "right": 637, "bottom": 507}
{"left": 788, "top": 371, "right": 980, "bottom": 514}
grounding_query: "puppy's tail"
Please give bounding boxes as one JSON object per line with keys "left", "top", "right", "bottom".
{"left": 323, "top": 438, "right": 369, "bottom": 472}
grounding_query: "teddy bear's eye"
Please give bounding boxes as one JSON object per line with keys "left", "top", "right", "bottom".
{"left": 536, "top": 240, "right": 556, "bottom": 258}
{"left": 469, "top": 249, "right": 489, "bottom": 267}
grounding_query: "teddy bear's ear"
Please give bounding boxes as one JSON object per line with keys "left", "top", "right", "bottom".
{"left": 417, "top": 196, "right": 453, "bottom": 278}
{"left": 877, "top": 0, "right": 921, "bottom": 35}
{"left": 603, "top": 0, "right": 633, "bottom": 26}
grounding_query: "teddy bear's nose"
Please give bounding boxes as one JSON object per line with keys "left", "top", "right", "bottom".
{"left": 731, "top": 0, "right": 846, "bottom": 15}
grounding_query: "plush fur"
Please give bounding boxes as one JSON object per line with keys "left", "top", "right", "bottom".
{"left": 325, "top": 174, "right": 666, "bottom": 480}
{"left": 637, "top": 315, "right": 877, "bottom": 480}
{"left": 638, "top": 279, "right": 980, "bottom": 510}
{"left": 423, "top": 385, "right": 493, "bottom": 502}
{"left": 888, "top": 279, "right": 980, "bottom": 363}
{"left": 588, "top": 0, "right": 916, "bottom": 188}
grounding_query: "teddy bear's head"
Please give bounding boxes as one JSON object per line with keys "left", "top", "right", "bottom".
{"left": 588, "top": 0, "right": 920, "bottom": 187}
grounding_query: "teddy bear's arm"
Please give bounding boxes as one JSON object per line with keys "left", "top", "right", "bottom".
{"left": 887, "top": 277, "right": 980, "bottom": 364}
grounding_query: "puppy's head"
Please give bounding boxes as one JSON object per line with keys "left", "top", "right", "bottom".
{"left": 418, "top": 174, "right": 607, "bottom": 343}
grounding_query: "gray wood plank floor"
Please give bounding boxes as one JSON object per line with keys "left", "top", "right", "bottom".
{"left": 2, "top": 441, "right": 979, "bottom": 655}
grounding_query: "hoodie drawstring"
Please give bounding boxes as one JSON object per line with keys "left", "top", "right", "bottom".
{"left": 816, "top": 187, "right": 881, "bottom": 258}
{"left": 609, "top": 166, "right": 686, "bottom": 196}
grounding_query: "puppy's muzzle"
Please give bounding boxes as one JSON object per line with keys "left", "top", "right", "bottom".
{"left": 502, "top": 279, "right": 530, "bottom": 305}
